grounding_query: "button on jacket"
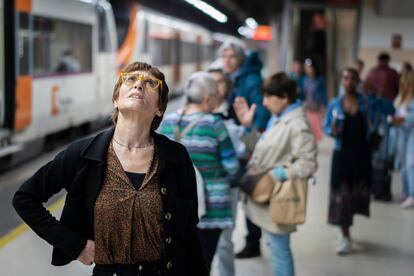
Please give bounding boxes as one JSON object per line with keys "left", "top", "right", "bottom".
{"left": 13, "top": 127, "right": 208, "bottom": 276}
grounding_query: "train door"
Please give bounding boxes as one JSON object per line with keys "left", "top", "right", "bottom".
{"left": 96, "top": 2, "right": 117, "bottom": 116}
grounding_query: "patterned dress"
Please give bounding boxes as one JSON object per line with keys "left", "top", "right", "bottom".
{"left": 328, "top": 111, "right": 371, "bottom": 228}
{"left": 159, "top": 112, "right": 239, "bottom": 229}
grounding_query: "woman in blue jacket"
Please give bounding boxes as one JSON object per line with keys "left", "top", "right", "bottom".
{"left": 324, "top": 67, "right": 372, "bottom": 255}
{"left": 392, "top": 71, "right": 414, "bottom": 209}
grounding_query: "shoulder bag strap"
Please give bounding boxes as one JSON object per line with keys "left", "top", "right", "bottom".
{"left": 174, "top": 111, "right": 205, "bottom": 142}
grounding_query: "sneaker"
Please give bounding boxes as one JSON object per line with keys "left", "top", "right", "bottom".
{"left": 336, "top": 237, "right": 352, "bottom": 255}
{"left": 401, "top": 197, "right": 414, "bottom": 209}
{"left": 235, "top": 246, "right": 261, "bottom": 259}
{"left": 394, "top": 193, "right": 408, "bottom": 203}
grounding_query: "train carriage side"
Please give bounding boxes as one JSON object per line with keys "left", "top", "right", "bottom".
{"left": 0, "top": 0, "right": 117, "bottom": 164}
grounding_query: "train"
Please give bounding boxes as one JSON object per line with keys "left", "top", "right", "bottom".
{"left": 0, "top": 0, "right": 241, "bottom": 167}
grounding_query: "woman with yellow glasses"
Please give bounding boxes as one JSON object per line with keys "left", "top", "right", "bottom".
{"left": 13, "top": 62, "right": 208, "bottom": 276}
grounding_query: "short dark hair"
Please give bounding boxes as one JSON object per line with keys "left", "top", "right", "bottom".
{"left": 378, "top": 52, "right": 390, "bottom": 63}
{"left": 341, "top": 67, "right": 360, "bottom": 82}
{"left": 111, "top": 62, "right": 169, "bottom": 130}
{"left": 262, "top": 72, "right": 298, "bottom": 103}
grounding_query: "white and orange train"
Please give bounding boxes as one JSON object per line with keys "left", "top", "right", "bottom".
{"left": 0, "top": 0, "right": 240, "bottom": 166}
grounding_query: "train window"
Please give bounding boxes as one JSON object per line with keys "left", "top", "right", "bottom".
{"left": 33, "top": 16, "right": 92, "bottom": 76}
{"left": 98, "top": 6, "right": 111, "bottom": 52}
{"left": 203, "top": 44, "right": 214, "bottom": 61}
{"left": 150, "top": 38, "right": 172, "bottom": 66}
{"left": 17, "top": 13, "right": 30, "bottom": 76}
{"left": 181, "top": 42, "right": 196, "bottom": 63}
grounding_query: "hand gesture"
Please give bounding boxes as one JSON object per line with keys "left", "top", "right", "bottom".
{"left": 233, "top": 97, "right": 256, "bottom": 128}
{"left": 77, "top": 240, "right": 95, "bottom": 266}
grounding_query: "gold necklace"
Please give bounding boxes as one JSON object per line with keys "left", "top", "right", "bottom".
{"left": 112, "top": 137, "right": 153, "bottom": 150}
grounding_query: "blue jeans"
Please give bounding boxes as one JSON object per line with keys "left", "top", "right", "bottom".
{"left": 265, "top": 231, "right": 294, "bottom": 276}
{"left": 216, "top": 188, "right": 239, "bottom": 276}
{"left": 397, "top": 128, "right": 414, "bottom": 197}
{"left": 402, "top": 133, "right": 414, "bottom": 197}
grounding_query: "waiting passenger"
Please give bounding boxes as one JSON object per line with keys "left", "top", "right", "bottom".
{"left": 324, "top": 67, "right": 372, "bottom": 255}
{"left": 158, "top": 72, "right": 239, "bottom": 273}
{"left": 303, "top": 58, "right": 327, "bottom": 142}
{"left": 233, "top": 73, "right": 318, "bottom": 276}
{"left": 219, "top": 42, "right": 269, "bottom": 259}
{"left": 209, "top": 68, "right": 245, "bottom": 276}
{"left": 364, "top": 52, "right": 399, "bottom": 102}
{"left": 288, "top": 59, "right": 306, "bottom": 101}
{"left": 391, "top": 71, "right": 414, "bottom": 209}
{"left": 13, "top": 61, "right": 209, "bottom": 276}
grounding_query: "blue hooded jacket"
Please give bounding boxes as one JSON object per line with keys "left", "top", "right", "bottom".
{"left": 228, "top": 52, "right": 270, "bottom": 131}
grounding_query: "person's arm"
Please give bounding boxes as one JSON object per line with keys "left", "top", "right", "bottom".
{"left": 285, "top": 123, "right": 318, "bottom": 179}
{"left": 12, "top": 144, "right": 87, "bottom": 260}
{"left": 181, "top": 147, "right": 209, "bottom": 276}
{"left": 323, "top": 100, "right": 335, "bottom": 136}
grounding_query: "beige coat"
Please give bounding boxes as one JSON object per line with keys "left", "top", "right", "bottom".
{"left": 242, "top": 107, "right": 318, "bottom": 234}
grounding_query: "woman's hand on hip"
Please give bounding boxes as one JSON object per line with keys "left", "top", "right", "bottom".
{"left": 77, "top": 240, "right": 95, "bottom": 265}
{"left": 233, "top": 96, "right": 256, "bottom": 128}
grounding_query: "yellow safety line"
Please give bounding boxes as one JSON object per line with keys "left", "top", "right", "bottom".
{"left": 0, "top": 197, "right": 65, "bottom": 249}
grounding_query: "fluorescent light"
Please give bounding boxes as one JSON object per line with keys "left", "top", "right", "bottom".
{"left": 245, "top": 17, "right": 258, "bottom": 29}
{"left": 184, "top": 0, "right": 228, "bottom": 23}
{"left": 238, "top": 26, "right": 253, "bottom": 38}
{"left": 79, "top": 0, "right": 96, "bottom": 4}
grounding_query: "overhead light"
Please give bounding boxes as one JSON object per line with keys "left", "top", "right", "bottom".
{"left": 245, "top": 17, "right": 258, "bottom": 29}
{"left": 238, "top": 26, "right": 253, "bottom": 38}
{"left": 184, "top": 0, "right": 228, "bottom": 23}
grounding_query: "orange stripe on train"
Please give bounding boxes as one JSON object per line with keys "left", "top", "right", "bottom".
{"left": 116, "top": 5, "right": 139, "bottom": 73}
{"left": 15, "top": 76, "right": 32, "bottom": 131}
{"left": 15, "top": 0, "right": 32, "bottom": 13}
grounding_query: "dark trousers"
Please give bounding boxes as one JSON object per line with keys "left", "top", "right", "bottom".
{"left": 245, "top": 216, "right": 261, "bottom": 249}
{"left": 199, "top": 228, "right": 222, "bottom": 272}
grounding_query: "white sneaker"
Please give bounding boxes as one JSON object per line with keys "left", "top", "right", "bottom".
{"left": 401, "top": 197, "right": 414, "bottom": 209}
{"left": 336, "top": 237, "right": 352, "bottom": 255}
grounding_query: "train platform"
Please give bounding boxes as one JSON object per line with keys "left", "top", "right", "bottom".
{"left": 1, "top": 126, "right": 413, "bottom": 276}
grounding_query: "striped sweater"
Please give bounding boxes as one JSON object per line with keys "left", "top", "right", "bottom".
{"left": 159, "top": 111, "right": 239, "bottom": 229}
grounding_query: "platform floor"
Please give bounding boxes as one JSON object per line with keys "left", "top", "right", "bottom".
{"left": 1, "top": 111, "right": 414, "bottom": 276}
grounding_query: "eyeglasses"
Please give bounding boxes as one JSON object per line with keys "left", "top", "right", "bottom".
{"left": 121, "top": 72, "right": 163, "bottom": 91}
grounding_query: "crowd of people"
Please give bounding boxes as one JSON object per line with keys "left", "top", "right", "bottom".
{"left": 12, "top": 39, "right": 413, "bottom": 276}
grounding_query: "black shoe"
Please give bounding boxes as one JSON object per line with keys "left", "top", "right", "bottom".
{"left": 235, "top": 246, "right": 261, "bottom": 259}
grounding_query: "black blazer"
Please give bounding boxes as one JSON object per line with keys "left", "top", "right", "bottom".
{"left": 13, "top": 127, "right": 208, "bottom": 276}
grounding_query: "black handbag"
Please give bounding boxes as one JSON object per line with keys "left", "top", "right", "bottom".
{"left": 239, "top": 165, "right": 275, "bottom": 204}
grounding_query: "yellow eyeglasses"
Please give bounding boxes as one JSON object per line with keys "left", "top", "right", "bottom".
{"left": 121, "top": 72, "right": 163, "bottom": 91}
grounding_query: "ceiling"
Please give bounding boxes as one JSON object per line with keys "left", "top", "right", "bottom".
{"left": 110, "top": 0, "right": 284, "bottom": 35}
